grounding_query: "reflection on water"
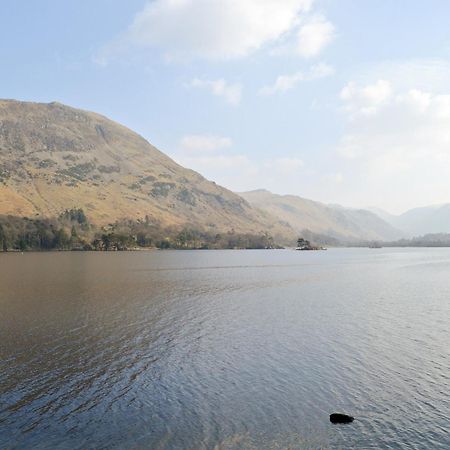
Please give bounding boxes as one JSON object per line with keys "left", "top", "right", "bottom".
{"left": 0, "top": 249, "right": 449, "bottom": 449}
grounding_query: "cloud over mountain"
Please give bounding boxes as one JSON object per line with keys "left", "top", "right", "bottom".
{"left": 338, "top": 65, "right": 450, "bottom": 211}
{"left": 179, "top": 134, "right": 233, "bottom": 153}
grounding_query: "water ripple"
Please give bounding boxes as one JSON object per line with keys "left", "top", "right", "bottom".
{"left": 1, "top": 249, "right": 449, "bottom": 449}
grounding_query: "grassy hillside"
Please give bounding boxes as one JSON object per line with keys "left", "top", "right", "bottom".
{"left": 0, "top": 100, "right": 294, "bottom": 243}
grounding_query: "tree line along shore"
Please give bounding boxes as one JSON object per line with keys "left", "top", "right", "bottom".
{"left": 2, "top": 208, "right": 450, "bottom": 252}
{"left": 0, "top": 209, "right": 281, "bottom": 252}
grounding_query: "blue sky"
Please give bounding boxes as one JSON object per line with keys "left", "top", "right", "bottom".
{"left": 2, "top": 0, "right": 450, "bottom": 213}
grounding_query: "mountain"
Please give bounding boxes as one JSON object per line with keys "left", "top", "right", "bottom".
{"left": 366, "top": 207, "right": 398, "bottom": 226}
{"left": 372, "top": 204, "right": 450, "bottom": 236}
{"left": 240, "top": 190, "right": 404, "bottom": 242}
{"left": 0, "top": 99, "right": 294, "bottom": 241}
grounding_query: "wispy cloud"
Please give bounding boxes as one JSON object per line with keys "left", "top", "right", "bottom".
{"left": 296, "top": 15, "right": 336, "bottom": 58}
{"left": 340, "top": 79, "right": 392, "bottom": 116}
{"left": 177, "top": 154, "right": 253, "bottom": 171}
{"left": 190, "top": 78, "right": 242, "bottom": 105}
{"left": 179, "top": 134, "right": 233, "bottom": 153}
{"left": 259, "top": 63, "right": 334, "bottom": 96}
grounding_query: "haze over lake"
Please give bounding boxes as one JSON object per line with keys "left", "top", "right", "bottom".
{"left": 1, "top": 249, "right": 449, "bottom": 449}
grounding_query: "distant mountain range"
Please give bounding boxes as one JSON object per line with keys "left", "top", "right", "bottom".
{"left": 1, "top": 99, "right": 447, "bottom": 246}
{"left": 240, "top": 190, "right": 404, "bottom": 243}
{"left": 369, "top": 204, "right": 450, "bottom": 237}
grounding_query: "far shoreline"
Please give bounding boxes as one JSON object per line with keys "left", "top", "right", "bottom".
{"left": 4, "top": 246, "right": 450, "bottom": 254}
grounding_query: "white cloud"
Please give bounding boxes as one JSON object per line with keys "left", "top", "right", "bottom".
{"left": 307, "top": 62, "right": 336, "bottom": 79}
{"left": 259, "top": 62, "right": 334, "bottom": 95}
{"left": 176, "top": 154, "right": 253, "bottom": 171}
{"left": 340, "top": 79, "right": 392, "bottom": 116}
{"left": 337, "top": 77, "right": 450, "bottom": 211}
{"left": 296, "top": 15, "right": 336, "bottom": 58}
{"left": 260, "top": 74, "right": 304, "bottom": 96}
{"left": 126, "top": 0, "right": 315, "bottom": 61}
{"left": 190, "top": 78, "right": 242, "bottom": 105}
{"left": 353, "top": 59, "right": 450, "bottom": 93}
{"left": 179, "top": 134, "right": 233, "bottom": 153}
{"left": 395, "top": 88, "right": 431, "bottom": 114}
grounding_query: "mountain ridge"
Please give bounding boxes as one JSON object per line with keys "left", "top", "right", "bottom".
{"left": 0, "top": 99, "right": 295, "bottom": 242}
{"left": 370, "top": 204, "right": 450, "bottom": 236}
{"left": 239, "top": 189, "right": 404, "bottom": 242}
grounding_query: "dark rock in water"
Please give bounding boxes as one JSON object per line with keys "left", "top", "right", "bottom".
{"left": 330, "top": 413, "right": 354, "bottom": 424}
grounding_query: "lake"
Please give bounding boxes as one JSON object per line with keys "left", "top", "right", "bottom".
{"left": 1, "top": 249, "right": 449, "bottom": 449}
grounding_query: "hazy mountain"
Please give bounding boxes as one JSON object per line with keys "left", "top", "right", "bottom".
{"left": 0, "top": 100, "right": 294, "bottom": 241}
{"left": 240, "top": 190, "right": 404, "bottom": 242}
{"left": 366, "top": 207, "right": 398, "bottom": 226}
{"left": 371, "top": 204, "right": 450, "bottom": 236}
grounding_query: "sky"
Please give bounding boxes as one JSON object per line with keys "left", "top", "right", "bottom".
{"left": 2, "top": 0, "right": 450, "bottom": 214}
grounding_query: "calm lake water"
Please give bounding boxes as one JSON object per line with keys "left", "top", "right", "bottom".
{"left": 1, "top": 249, "right": 449, "bottom": 449}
